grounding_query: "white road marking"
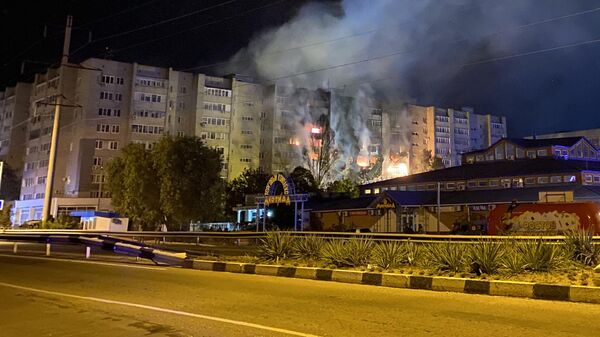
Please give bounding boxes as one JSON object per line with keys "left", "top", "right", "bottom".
{"left": 0, "top": 254, "right": 167, "bottom": 270}
{"left": 0, "top": 282, "right": 320, "bottom": 337}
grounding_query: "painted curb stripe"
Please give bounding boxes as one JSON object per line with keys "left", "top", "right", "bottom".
{"left": 409, "top": 276, "right": 433, "bottom": 290}
{"left": 362, "top": 273, "right": 382, "bottom": 286}
{"left": 277, "top": 267, "right": 296, "bottom": 277}
{"left": 315, "top": 269, "right": 333, "bottom": 281}
{"left": 533, "top": 284, "right": 570, "bottom": 301}
{"left": 464, "top": 280, "right": 490, "bottom": 294}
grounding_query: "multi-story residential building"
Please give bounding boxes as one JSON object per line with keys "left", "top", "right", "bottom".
{"left": 526, "top": 128, "right": 600, "bottom": 149}
{"left": 11, "top": 59, "right": 265, "bottom": 224}
{"left": 389, "top": 104, "right": 507, "bottom": 174}
{"left": 0, "top": 82, "right": 32, "bottom": 196}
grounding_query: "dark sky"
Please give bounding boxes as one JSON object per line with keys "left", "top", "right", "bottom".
{"left": 2, "top": 0, "right": 600, "bottom": 138}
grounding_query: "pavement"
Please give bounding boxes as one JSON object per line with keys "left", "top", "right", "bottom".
{"left": 1, "top": 254, "right": 600, "bottom": 336}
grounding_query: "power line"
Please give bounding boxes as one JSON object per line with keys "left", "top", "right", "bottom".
{"left": 83, "top": 0, "right": 238, "bottom": 44}
{"left": 111, "top": 0, "right": 288, "bottom": 54}
{"left": 78, "top": 0, "right": 162, "bottom": 28}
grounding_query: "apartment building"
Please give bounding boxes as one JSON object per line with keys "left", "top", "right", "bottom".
{"left": 12, "top": 59, "right": 264, "bottom": 224}
{"left": 397, "top": 104, "right": 507, "bottom": 174}
{"left": 0, "top": 82, "right": 32, "bottom": 196}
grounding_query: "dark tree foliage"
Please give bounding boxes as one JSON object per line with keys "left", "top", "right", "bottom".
{"left": 225, "top": 168, "right": 271, "bottom": 217}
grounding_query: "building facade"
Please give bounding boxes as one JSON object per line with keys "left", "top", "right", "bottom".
{"left": 0, "top": 82, "right": 32, "bottom": 194}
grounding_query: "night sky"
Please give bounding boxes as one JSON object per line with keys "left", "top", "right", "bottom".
{"left": 2, "top": 0, "right": 600, "bottom": 138}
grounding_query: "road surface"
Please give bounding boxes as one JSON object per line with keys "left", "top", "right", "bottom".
{"left": 0, "top": 253, "right": 599, "bottom": 336}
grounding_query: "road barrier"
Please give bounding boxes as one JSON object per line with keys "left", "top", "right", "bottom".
{"left": 0, "top": 230, "right": 190, "bottom": 266}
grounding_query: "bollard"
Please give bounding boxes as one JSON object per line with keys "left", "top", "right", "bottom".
{"left": 85, "top": 246, "right": 91, "bottom": 259}
{"left": 46, "top": 243, "right": 51, "bottom": 256}
{"left": 13, "top": 242, "right": 18, "bottom": 254}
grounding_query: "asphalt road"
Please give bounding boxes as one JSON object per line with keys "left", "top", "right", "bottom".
{"left": 0, "top": 254, "right": 599, "bottom": 337}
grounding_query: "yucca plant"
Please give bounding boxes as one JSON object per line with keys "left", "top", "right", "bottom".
{"left": 371, "top": 241, "right": 405, "bottom": 269}
{"left": 563, "top": 229, "right": 600, "bottom": 266}
{"left": 258, "top": 232, "right": 294, "bottom": 262}
{"left": 502, "top": 242, "right": 525, "bottom": 274}
{"left": 518, "top": 239, "right": 563, "bottom": 272}
{"left": 423, "top": 242, "right": 466, "bottom": 272}
{"left": 321, "top": 239, "right": 349, "bottom": 267}
{"left": 467, "top": 240, "right": 505, "bottom": 274}
{"left": 292, "top": 235, "right": 325, "bottom": 260}
{"left": 345, "top": 237, "right": 374, "bottom": 267}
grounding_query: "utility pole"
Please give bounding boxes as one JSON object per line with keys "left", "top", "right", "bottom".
{"left": 436, "top": 181, "right": 441, "bottom": 234}
{"left": 42, "top": 15, "right": 72, "bottom": 222}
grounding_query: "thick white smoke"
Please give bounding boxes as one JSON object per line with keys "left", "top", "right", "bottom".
{"left": 221, "top": 0, "right": 578, "bottom": 181}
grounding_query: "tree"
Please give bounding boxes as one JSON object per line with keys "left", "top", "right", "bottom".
{"left": 304, "top": 114, "right": 337, "bottom": 188}
{"left": 226, "top": 168, "right": 271, "bottom": 217}
{"left": 107, "top": 144, "right": 162, "bottom": 230}
{"left": 0, "top": 163, "right": 21, "bottom": 201}
{"left": 152, "top": 136, "right": 224, "bottom": 229}
{"left": 422, "top": 149, "right": 445, "bottom": 172}
{"left": 326, "top": 179, "right": 359, "bottom": 198}
{"left": 0, "top": 203, "right": 12, "bottom": 228}
{"left": 289, "top": 166, "right": 320, "bottom": 194}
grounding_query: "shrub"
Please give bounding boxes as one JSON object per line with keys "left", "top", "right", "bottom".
{"left": 423, "top": 242, "right": 466, "bottom": 272}
{"left": 502, "top": 245, "right": 525, "bottom": 274}
{"left": 371, "top": 241, "right": 405, "bottom": 269}
{"left": 564, "top": 229, "right": 600, "bottom": 266}
{"left": 518, "top": 239, "right": 563, "bottom": 272}
{"left": 258, "top": 232, "right": 294, "bottom": 262}
{"left": 345, "top": 237, "right": 374, "bottom": 267}
{"left": 468, "top": 240, "right": 505, "bottom": 275}
{"left": 321, "top": 238, "right": 374, "bottom": 268}
{"left": 293, "top": 235, "right": 325, "bottom": 260}
{"left": 321, "top": 240, "right": 349, "bottom": 267}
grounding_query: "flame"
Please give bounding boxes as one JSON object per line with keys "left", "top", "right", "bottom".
{"left": 311, "top": 127, "right": 321, "bottom": 134}
{"left": 387, "top": 163, "right": 409, "bottom": 177}
{"left": 356, "top": 155, "right": 370, "bottom": 167}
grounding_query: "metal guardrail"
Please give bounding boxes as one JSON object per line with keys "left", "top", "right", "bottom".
{"left": 1, "top": 229, "right": 599, "bottom": 242}
{"left": 0, "top": 230, "right": 189, "bottom": 266}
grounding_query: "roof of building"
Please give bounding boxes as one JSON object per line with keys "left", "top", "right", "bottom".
{"left": 362, "top": 158, "right": 600, "bottom": 188}
{"left": 309, "top": 186, "right": 600, "bottom": 212}
{"left": 306, "top": 196, "right": 376, "bottom": 211}
{"left": 464, "top": 137, "right": 595, "bottom": 156}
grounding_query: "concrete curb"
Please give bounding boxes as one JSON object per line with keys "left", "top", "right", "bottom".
{"left": 186, "top": 260, "right": 600, "bottom": 304}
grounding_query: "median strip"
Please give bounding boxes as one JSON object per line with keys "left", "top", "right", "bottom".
{"left": 185, "top": 259, "right": 600, "bottom": 304}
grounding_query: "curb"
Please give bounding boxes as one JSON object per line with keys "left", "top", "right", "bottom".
{"left": 186, "top": 260, "right": 600, "bottom": 304}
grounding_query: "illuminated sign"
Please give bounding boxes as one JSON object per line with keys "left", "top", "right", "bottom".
{"left": 376, "top": 197, "right": 395, "bottom": 209}
{"left": 264, "top": 174, "right": 294, "bottom": 206}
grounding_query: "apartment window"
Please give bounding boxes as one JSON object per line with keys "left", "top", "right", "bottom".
{"left": 111, "top": 125, "right": 120, "bottom": 133}
{"left": 242, "top": 116, "right": 254, "bottom": 121}
{"left": 215, "top": 147, "right": 225, "bottom": 154}
{"left": 93, "top": 157, "right": 103, "bottom": 167}
{"left": 550, "top": 176, "right": 562, "bottom": 183}
{"left": 101, "top": 75, "right": 114, "bottom": 84}
{"left": 39, "top": 159, "right": 49, "bottom": 168}
{"left": 204, "top": 88, "right": 231, "bottom": 97}
{"left": 200, "top": 132, "right": 226, "bottom": 140}
{"left": 364, "top": 189, "right": 372, "bottom": 195}
{"left": 512, "top": 178, "right": 524, "bottom": 188}
{"left": 526, "top": 150, "right": 536, "bottom": 159}
{"left": 99, "top": 91, "right": 113, "bottom": 100}
{"left": 22, "top": 178, "right": 35, "bottom": 187}
{"left": 180, "top": 86, "right": 187, "bottom": 94}
{"left": 25, "top": 162, "right": 36, "bottom": 170}
{"left": 95, "top": 140, "right": 104, "bottom": 149}
{"left": 108, "top": 141, "right": 119, "bottom": 150}
{"left": 37, "top": 176, "right": 47, "bottom": 185}
{"left": 177, "top": 131, "right": 184, "bottom": 137}
{"left": 96, "top": 124, "right": 110, "bottom": 133}
{"left": 373, "top": 188, "right": 380, "bottom": 194}
{"left": 524, "top": 177, "right": 536, "bottom": 185}
{"left": 115, "top": 93, "right": 122, "bottom": 101}
{"left": 241, "top": 130, "right": 253, "bottom": 135}
{"left": 240, "top": 158, "right": 252, "bottom": 163}
{"left": 203, "top": 102, "right": 230, "bottom": 112}
{"left": 131, "top": 124, "right": 164, "bottom": 135}
{"left": 116, "top": 77, "right": 124, "bottom": 85}
{"left": 240, "top": 144, "right": 253, "bottom": 149}
{"left": 98, "top": 108, "right": 111, "bottom": 116}
{"left": 91, "top": 174, "right": 106, "bottom": 184}
{"left": 538, "top": 176, "right": 549, "bottom": 184}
